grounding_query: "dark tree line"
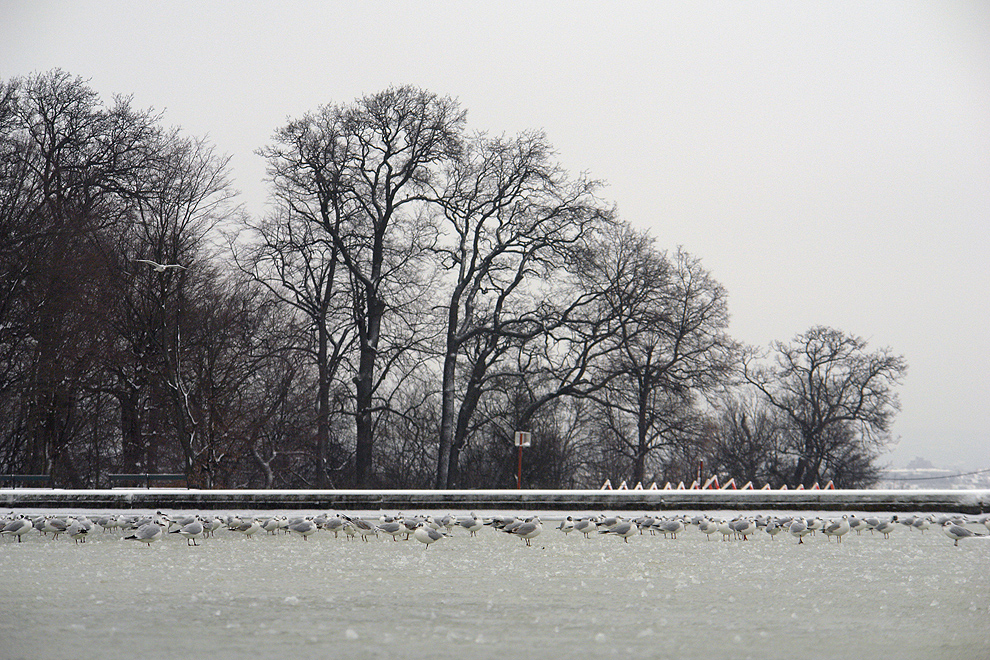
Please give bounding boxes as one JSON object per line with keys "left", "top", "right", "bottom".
{"left": 0, "top": 72, "right": 907, "bottom": 489}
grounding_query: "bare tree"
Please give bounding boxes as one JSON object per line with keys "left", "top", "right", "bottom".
{"left": 234, "top": 203, "right": 354, "bottom": 488}
{"left": 575, "top": 226, "right": 737, "bottom": 485}
{"left": 112, "top": 132, "right": 237, "bottom": 483}
{"left": 0, "top": 71, "right": 159, "bottom": 481}
{"left": 431, "top": 130, "right": 610, "bottom": 487}
{"left": 703, "top": 391, "right": 788, "bottom": 487}
{"left": 743, "top": 326, "right": 907, "bottom": 487}
{"left": 260, "top": 86, "right": 465, "bottom": 486}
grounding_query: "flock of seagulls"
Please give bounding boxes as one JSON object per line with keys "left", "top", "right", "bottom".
{"left": 2, "top": 510, "right": 988, "bottom": 549}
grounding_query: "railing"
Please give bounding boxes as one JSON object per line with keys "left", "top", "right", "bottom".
{"left": 0, "top": 474, "right": 52, "bottom": 488}
{"left": 107, "top": 473, "right": 187, "bottom": 488}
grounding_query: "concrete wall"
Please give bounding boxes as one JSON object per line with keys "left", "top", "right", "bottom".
{"left": 3, "top": 488, "right": 988, "bottom": 513}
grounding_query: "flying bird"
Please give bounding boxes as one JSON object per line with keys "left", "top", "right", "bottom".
{"left": 135, "top": 259, "right": 186, "bottom": 273}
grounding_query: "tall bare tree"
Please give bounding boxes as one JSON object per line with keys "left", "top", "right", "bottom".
{"left": 431, "top": 130, "right": 610, "bottom": 488}
{"left": 260, "top": 86, "right": 465, "bottom": 486}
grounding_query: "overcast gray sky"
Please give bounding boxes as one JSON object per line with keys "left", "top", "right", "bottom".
{"left": 3, "top": 1, "right": 988, "bottom": 469}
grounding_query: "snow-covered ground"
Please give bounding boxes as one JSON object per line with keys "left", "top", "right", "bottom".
{"left": 2, "top": 509, "right": 988, "bottom": 660}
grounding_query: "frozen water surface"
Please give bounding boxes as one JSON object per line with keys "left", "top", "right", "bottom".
{"left": 2, "top": 509, "right": 988, "bottom": 660}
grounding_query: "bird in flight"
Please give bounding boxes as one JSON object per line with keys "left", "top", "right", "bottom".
{"left": 135, "top": 259, "right": 186, "bottom": 273}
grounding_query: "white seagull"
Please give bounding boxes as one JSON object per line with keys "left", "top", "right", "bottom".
{"left": 1, "top": 517, "right": 33, "bottom": 543}
{"left": 135, "top": 259, "right": 186, "bottom": 273}
{"left": 455, "top": 514, "right": 483, "bottom": 537}
{"left": 599, "top": 519, "right": 637, "bottom": 543}
{"left": 941, "top": 520, "right": 985, "bottom": 547}
{"left": 413, "top": 522, "right": 448, "bottom": 548}
{"left": 288, "top": 519, "right": 318, "bottom": 541}
{"left": 125, "top": 522, "right": 164, "bottom": 546}
{"left": 508, "top": 517, "right": 543, "bottom": 546}
{"left": 789, "top": 518, "right": 812, "bottom": 545}
{"left": 823, "top": 517, "right": 850, "bottom": 543}
{"left": 171, "top": 519, "right": 205, "bottom": 546}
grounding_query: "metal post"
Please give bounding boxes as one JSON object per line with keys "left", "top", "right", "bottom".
{"left": 518, "top": 445, "right": 523, "bottom": 489}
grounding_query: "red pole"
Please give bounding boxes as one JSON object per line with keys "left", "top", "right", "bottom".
{"left": 517, "top": 445, "right": 523, "bottom": 489}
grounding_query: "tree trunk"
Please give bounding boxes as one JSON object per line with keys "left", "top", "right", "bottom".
{"left": 353, "top": 343, "right": 376, "bottom": 488}
{"left": 118, "top": 388, "right": 143, "bottom": 474}
{"left": 315, "top": 324, "right": 331, "bottom": 489}
{"left": 435, "top": 347, "right": 458, "bottom": 488}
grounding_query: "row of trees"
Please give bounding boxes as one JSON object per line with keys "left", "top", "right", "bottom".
{"left": 0, "top": 71, "right": 908, "bottom": 489}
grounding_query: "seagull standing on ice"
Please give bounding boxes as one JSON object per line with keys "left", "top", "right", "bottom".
{"left": 509, "top": 517, "right": 543, "bottom": 546}
{"left": 125, "top": 522, "right": 163, "bottom": 546}
{"left": 1, "top": 517, "right": 33, "bottom": 542}
{"left": 377, "top": 521, "right": 405, "bottom": 541}
{"left": 823, "top": 517, "right": 850, "bottom": 543}
{"left": 455, "top": 513, "right": 483, "bottom": 537}
{"left": 171, "top": 519, "right": 205, "bottom": 546}
{"left": 413, "top": 522, "right": 448, "bottom": 548}
{"left": 573, "top": 518, "right": 597, "bottom": 538}
{"left": 789, "top": 518, "right": 811, "bottom": 544}
{"left": 875, "top": 516, "right": 898, "bottom": 539}
{"left": 698, "top": 518, "right": 719, "bottom": 541}
{"left": 67, "top": 519, "right": 89, "bottom": 544}
{"left": 288, "top": 519, "right": 318, "bottom": 541}
{"left": 941, "top": 520, "right": 985, "bottom": 547}
{"left": 599, "top": 519, "right": 637, "bottom": 543}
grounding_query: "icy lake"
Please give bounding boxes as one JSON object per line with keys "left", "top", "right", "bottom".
{"left": 2, "top": 509, "right": 988, "bottom": 660}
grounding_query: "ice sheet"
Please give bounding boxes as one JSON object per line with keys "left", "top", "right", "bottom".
{"left": 1, "top": 509, "right": 987, "bottom": 659}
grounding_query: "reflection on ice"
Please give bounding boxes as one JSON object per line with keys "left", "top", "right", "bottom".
{"left": 1, "top": 509, "right": 988, "bottom": 660}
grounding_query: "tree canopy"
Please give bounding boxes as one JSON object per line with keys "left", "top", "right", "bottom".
{"left": 0, "top": 71, "right": 907, "bottom": 489}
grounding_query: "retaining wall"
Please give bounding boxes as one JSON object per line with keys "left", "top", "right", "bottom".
{"left": 2, "top": 488, "right": 988, "bottom": 514}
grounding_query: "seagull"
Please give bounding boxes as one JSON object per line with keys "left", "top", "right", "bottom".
{"left": 508, "top": 517, "right": 543, "bottom": 546}
{"left": 789, "top": 518, "right": 812, "bottom": 544}
{"left": 698, "top": 518, "right": 719, "bottom": 541}
{"left": 729, "top": 518, "right": 757, "bottom": 541}
{"left": 573, "top": 518, "right": 597, "bottom": 538}
{"left": 599, "top": 519, "right": 637, "bottom": 543}
{"left": 912, "top": 515, "right": 933, "bottom": 534}
{"left": 847, "top": 516, "right": 869, "bottom": 535}
{"left": 941, "top": 520, "right": 985, "bottom": 547}
{"left": 823, "top": 517, "right": 850, "bottom": 543}
{"left": 343, "top": 516, "right": 377, "bottom": 541}
{"left": 437, "top": 514, "right": 456, "bottom": 532}
{"left": 324, "top": 516, "right": 346, "bottom": 538}
{"left": 202, "top": 516, "right": 224, "bottom": 538}
{"left": 455, "top": 514, "right": 483, "bottom": 537}
{"left": 413, "top": 522, "right": 448, "bottom": 548}
{"left": 125, "top": 522, "right": 163, "bottom": 546}
{"left": 43, "top": 517, "right": 68, "bottom": 539}
{"left": 657, "top": 518, "right": 686, "bottom": 539}
{"left": 376, "top": 521, "right": 405, "bottom": 541}
{"left": 67, "top": 519, "right": 89, "bottom": 544}
{"left": 171, "top": 519, "right": 205, "bottom": 546}
{"left": 135, "top": 259, "right": 186, "bottom": 273}
{"left": 557, "top": 516, "right": 575, "bottom": 534}
{"left": 875, "top": 516, "right": 899, "bottom": 539}
{"left": 288, "top": 519, "right": 318, "bottom": 541}
{"left": 1, "top": 517, "right": 33, "bottom": 543}
{"left": 231, "top": 519, "right": 261, "bottom": 538}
